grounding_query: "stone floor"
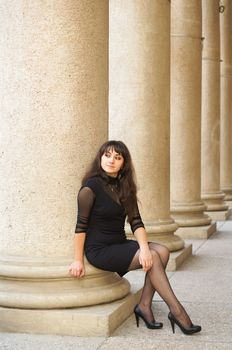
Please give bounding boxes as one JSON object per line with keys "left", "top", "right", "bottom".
{"left": 1, "top": 219, "right": 232, "bottom": 350}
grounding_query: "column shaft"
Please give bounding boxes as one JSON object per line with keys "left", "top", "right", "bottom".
{"left": 220, "top": 0, "right": 232, "bottom": 203}
{"left": 170, "top": 0, "right": 215, "bottom": 238}
{"left": 201, "top": 0, "right": 229, "bottom": 220}
{"left": 0, "top": 0, "right": 130, "bottom": 311}
{"left": 109, "top": 0, "right": 186, "bottom": 260}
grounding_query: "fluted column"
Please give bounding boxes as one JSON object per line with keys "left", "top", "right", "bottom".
{"left": 170, "top": 0, "right": 216, "bottom": 239}
{"left": 110, "top": 0, "right": 191, "bottom": 270}
{"left": 201, "top": 0, "right": 229, "bottom": 220}
{"left": 220, "top": 0, "right": 232, "bottom": 206}
{"left": 0, "top": 1, "right": 132, "bottom": 336}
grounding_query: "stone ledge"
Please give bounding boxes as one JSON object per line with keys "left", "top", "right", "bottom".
{"left": 167, "top": 243, "right": 192, "bottom": 271}
{"left": 175, "top": 222, "right": 216, "bottom": 239}
{"left": 0, "top": 285, "right": 142, "bottom": 337}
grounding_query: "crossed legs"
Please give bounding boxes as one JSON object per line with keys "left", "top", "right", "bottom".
{"left": 128, "top": 242, "right": 192, "bottom": 328}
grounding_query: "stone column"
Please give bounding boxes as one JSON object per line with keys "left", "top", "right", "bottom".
{"left": 170, "top": 0, "right": 216, "bottom": 239}
{"left": 220, "top": 0, "right": 232, "bottom": 207}
{"left": 201, "top": 0, "right": 229, "bottom": 220}
{"left": 0, "top": 0, "right": 133, "bottom": 337}
{"left": 109, "top": 0, "right": 191, "bottom": 271}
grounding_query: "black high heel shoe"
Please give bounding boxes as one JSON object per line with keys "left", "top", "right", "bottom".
{"left": 134, "top": 304, "right": 163, "bottom": 329}
{"left": 168, "top": 312, "right": 201, "bottom": 335}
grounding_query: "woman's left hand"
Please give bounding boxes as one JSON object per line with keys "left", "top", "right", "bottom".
{"left": 139, "top": 247, "right": 153, "bottom": 272}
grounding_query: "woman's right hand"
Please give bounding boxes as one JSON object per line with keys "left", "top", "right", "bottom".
{"left": 68, "top": 260, "right": 85, "bottom": 278}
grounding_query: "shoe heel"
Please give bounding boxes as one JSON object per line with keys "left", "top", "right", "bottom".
{"left": 169, "top": 316, "right": 175, "bottom": 333}
{"left": 168, "top": 311, "right": 201, "bottom": 335}
{"left": 134, "top": 312, "right": 139, "bottom": 327}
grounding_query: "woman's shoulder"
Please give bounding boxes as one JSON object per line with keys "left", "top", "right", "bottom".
{"left": 82, "top": 176, "right": 102, "bottom": 192}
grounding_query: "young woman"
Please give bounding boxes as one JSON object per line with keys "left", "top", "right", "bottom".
{"left": 69, "top": 140, "right": 201, "bottom": 335}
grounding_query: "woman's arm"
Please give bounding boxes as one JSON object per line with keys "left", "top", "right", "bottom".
{"left": 129, "top": 201, "right": 153, "bottom": 271}
{"left": 133, "top": 227, "right": 153, "bottom": 272}
{"left": 68, "top": 185, "right": 95, "bottom": 278}
{"left": 74, "top": 232, "right": 86, "bottom": 261}
{"left": 69, "top": 232, "right": 86, "bottom": 278}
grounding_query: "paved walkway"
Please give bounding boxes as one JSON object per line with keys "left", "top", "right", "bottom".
{"left": 1, "top": 219, "right": 232, "bottom": 350}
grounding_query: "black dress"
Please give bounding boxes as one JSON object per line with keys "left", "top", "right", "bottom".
{"left": 75, "top": 175, "right": 144, "bottom": 276}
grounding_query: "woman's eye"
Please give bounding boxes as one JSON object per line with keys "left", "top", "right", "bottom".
{"left": 105, "top": 153, "right": 111, "bottom": 158}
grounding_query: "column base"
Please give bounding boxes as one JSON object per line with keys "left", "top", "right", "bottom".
{"left": 166, "top": 243, "right": 192, "bottom": 271}
{"left": 145, "top": 232, "right": 184, "bottom": 252}
{"left": 205, "top": 210, "right": 231, "bottom": 221}
{"left": 226, "top": 201, "right": 232, "bottom": 209}
{"left": 0, "top": 256, "right": 130, "bottom": 309}
{"left": 201, "top": 191, "right": 228, "bottom": 212}
{"left": 171, "top": 201, "right": 212, "bottom": 227}
{"left": 175, "top": 222, "right": 216, "bottom": 239}
{"left": 221, "top": 187, "right": 232, "bottom": 201}
{"left": 126, "top": 218, "right": 184, "bottom": 252}
{"left": 0, "top": 283, "right": 141, "bottom": 337}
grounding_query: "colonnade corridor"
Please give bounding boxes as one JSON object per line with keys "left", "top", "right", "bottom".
{"left": 1, "top": 0, "right": 232, "bottom": 345}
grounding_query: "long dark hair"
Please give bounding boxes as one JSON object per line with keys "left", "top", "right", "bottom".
{"left": 82, "top": 140, "right": 138, "bottom": 221}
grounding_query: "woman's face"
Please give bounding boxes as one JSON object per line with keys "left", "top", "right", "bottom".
{"left": 101, "top": 148, "right": 124, "bottom": 177}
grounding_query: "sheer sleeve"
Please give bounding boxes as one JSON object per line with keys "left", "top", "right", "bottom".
{"left": 75, "top": 186, "right": 95, "bottom": 234}
{"left": 129, "top": 202, "right": 145, "bottom": 233}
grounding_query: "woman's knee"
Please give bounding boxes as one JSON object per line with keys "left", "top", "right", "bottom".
{"left": 149, "top": 243, "right": 170, "bottom": 264}
{"left": 150, "top": 249, "right": 160, "bottom": 261}
{"left": 158, "top": 245, "right": 170, "bottom": 261}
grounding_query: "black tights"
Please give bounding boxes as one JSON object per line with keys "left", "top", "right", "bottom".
{"left": 128, "top": 242, "right": 192, "bottom": 327}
